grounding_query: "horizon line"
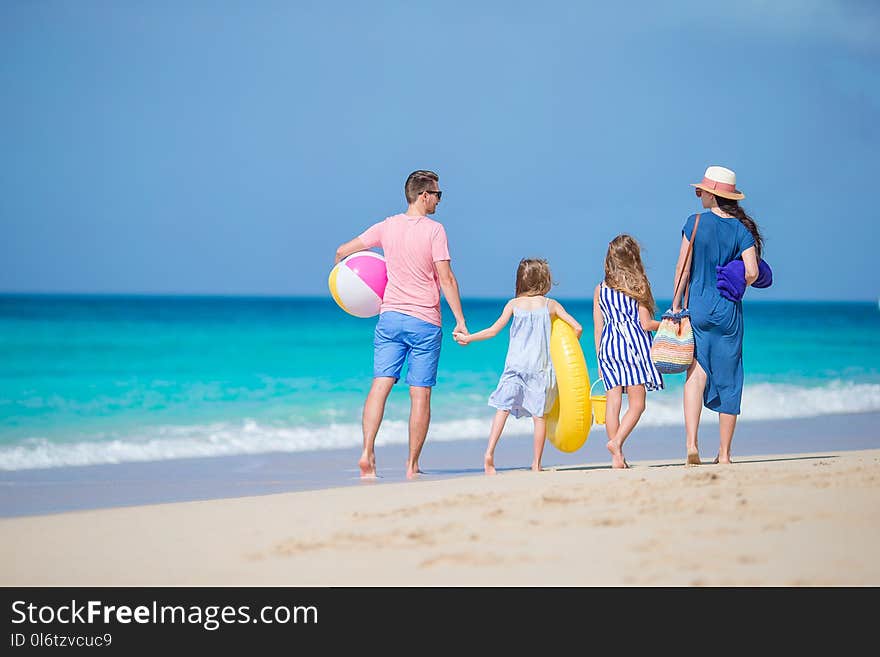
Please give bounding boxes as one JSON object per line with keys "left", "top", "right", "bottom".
{"left": 0, "top": 291, "right": 876, "bottom": 304}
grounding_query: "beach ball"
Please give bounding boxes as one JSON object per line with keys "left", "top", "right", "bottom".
{"left": 328, "top": 251, "right": 387, "bottom": 318}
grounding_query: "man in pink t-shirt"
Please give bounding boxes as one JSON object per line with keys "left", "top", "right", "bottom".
{"left": 335, "top": 170, "right": 468, "bottom": 479}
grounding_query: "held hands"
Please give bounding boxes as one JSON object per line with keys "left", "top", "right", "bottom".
{"left": 453, "top": 332, "right": 470, "bottom": 345}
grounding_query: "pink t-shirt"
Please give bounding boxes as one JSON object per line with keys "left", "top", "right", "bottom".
{"left": 358, "top": 214, "right": 451, "bottom": 327}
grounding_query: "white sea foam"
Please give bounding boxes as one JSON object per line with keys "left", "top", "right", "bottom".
{"left": 638, "top": 380, "right": 880, "bottom": 427}
{"left": 1, "top": 381, "right": 879, "bottom": 471}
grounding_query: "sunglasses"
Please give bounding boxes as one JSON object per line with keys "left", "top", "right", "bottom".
{"left": 695, "top": 188, "right": 703, "bottom": 197}
{"left": 424, "top": 190, "right": 443, "bottom": 199}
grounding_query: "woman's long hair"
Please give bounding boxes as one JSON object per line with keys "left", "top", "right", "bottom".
{"left": 604, "top": 235, "right": 656, "bottom": 314}
{"left": 717, "top": 198, "right": 764, "bottom": 258}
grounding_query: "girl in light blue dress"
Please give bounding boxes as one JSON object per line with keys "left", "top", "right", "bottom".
{"left": 454, "top": 259, "right": 582, "bottom": 475}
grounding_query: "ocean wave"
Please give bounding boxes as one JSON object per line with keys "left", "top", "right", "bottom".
{"left": 638, "top": 380, "right": 880, "bottom": 427}
{"left": 1, "top": 381, "right": 879, "bottom": 471}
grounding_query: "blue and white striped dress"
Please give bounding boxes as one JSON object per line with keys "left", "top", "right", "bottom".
{"left": 598, "top": 283, "right": 664, "bottom": 392}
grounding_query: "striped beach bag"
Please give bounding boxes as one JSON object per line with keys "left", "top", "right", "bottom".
{"left": 651, "top": 309, "right": 694, "bottom": 374}
{"left": 651, "top": 213, "right": 700, "bottom": 374}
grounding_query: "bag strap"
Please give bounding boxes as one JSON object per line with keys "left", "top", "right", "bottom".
{"left": 673, "top": 213, "right": 701, "bottom": 309}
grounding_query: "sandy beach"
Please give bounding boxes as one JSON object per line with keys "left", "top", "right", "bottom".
{"left": 3, "top": 447, "right": 879, "bottom": 587}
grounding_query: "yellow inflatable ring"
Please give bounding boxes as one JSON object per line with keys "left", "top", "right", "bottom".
{"left": 546, "top": 317, "right": 592, "bottom": 452}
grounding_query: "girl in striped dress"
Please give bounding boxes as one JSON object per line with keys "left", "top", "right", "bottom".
{"left": 593, "top": 235, "right": 664, "bottom": 469}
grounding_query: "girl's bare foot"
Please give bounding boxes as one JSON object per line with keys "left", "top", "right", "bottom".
{"left": 606, "top": 440, "right": 626, "bottom": 469}
{"left": 531, "top": 462, "right": 542, "bottom": 472}
{"left": 484, "top": 453, "right": 497, "bottom": 475}
{"left": 713, "top": 454, "right": 732, "bottom": 464}
{"left": 686, "top": 450, "right": 702, "bottom": 466}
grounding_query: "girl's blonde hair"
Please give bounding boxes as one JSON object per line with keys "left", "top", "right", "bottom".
{"left": 515, "top": 258, "right": 553, "bottom": 297}
{"left": 604, "top": 235, "right": 656, "bottom": 314}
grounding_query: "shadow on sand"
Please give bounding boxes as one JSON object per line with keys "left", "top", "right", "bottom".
{"left": 554, "top": 454, "right": 838, "bottom": 472}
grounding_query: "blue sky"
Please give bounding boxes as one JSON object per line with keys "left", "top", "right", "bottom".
{"left": 2, "top": 1, "right": 878, "bottom": 301}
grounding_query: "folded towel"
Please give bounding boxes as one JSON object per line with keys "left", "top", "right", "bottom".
{"left": 716, "top": 262, "right": 746, "bottom": 301}
{"left": 754, "top": 259, "right": 773, "bottom": 288}
{"left": 716, "top": 259, "right": 773, "bottom": 302}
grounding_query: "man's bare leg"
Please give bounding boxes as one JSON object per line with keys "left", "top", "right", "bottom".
{"left": 406, "top": 386, "right": 431, "bottom": 479}
{"left": 360, "top": 377, "right": 395, "bottom": 478}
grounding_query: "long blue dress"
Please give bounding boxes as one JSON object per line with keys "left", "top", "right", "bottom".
{"left": 682, "top": 211, "right": 756, "bottom": 415}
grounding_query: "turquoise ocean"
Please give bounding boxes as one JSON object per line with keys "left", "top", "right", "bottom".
{"left": 1, "top": 294, "right": 879, "bottom": 471}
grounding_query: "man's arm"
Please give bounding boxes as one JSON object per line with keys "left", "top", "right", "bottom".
{"left": 335, "top": 237, "right": 367, "bottom": 264}
{"left": 435, "top": 260, "right": 468, "bottom": 335}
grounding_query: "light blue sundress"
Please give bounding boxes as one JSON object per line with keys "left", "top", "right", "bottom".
{"left": 488, "top": 298, "right": 558, "bottom": 419}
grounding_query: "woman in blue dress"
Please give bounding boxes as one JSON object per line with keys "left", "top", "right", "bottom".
{"left": 672, "top": 166, "right": 763, "bottom": 465}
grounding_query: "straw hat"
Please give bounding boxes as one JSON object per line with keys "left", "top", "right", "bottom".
{"left": 690, "top": 165, "right": 745, "bottom": 200}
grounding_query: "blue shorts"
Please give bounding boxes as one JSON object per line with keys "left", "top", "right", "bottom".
{"left": 373, "top": 311, "right": 443, "bottom": 387}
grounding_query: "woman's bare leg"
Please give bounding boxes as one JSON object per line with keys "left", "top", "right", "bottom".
{"left": 717, "top": 413, "right": 737, "bottom": 464}
{"left": 684, "top": 359, "right": 707, "bottom": 465}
